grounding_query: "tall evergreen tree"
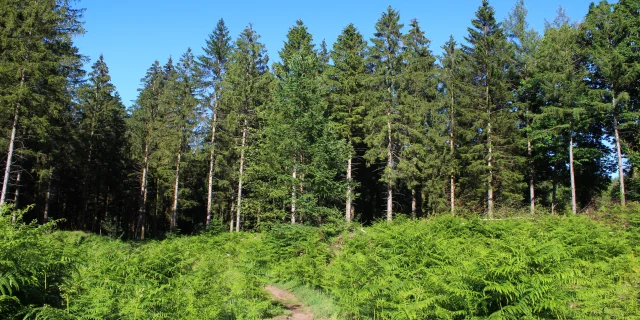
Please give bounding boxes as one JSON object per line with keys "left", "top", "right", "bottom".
{"left": 76, "top": 55, "right": 127, "bottom": 232}
{"left": 365, "top": 6, "right": 405, "bottom": 221}
{"left": 130, "top": 60, "right": 165, "bottom": 239}
{"left": 535, "top": 12, "right": 589, "bottom": 214}
{"left": 439, "top": 36, "right": 468, "bottom": 215}
{"left": 505, "top": 0, "right": 541, "bottom": 214}
{"left": 223, "top": 25, "right": 271, "bottom": 231}
{"left": 0, "top": 0, "right": 84, "bottom": 207}
{"left": 461, "top": 0, "right": 522, "bottom": 217}
{"left": 583, "top": 0, "right": 640, "bottom": 206}
{"left": 327, "top": 24, "right": 367, "bottom": 222}
{"left": 198, "top": 18, "right": 232, "bottom": 227}
{"left": 399, "top": 18, "right": 440, "bottom": 217}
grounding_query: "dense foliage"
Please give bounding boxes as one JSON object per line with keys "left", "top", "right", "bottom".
{"left": 1, "top": 205, "right": 639, "bottom": 319}
{"left": 0, "top": 0, "right": 638, "bottom": 236}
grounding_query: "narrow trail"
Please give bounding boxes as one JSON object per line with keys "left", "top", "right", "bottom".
{"left": 265, "top": 285, "right": 315, "bottom": 320}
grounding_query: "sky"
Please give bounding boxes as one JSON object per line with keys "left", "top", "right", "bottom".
{"left": 73, "top": 0, "right": 597, "bottom": 108}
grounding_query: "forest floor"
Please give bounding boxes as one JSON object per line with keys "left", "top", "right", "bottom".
{"left": 265, "top": 285, "right": 316, "bottom": 320}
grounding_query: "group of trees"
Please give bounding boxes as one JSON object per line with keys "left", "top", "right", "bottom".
{"left": 1, "top": 0, "right": 639, "bottom": 238}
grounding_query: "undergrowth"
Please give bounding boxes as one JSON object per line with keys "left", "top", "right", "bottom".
{"left": 1, "top": 204, "right": 639, "bottom": 319}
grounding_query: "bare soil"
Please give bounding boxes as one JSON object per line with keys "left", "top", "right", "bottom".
{"left": 265, "top": 285, "right": 315, "bottom": 320}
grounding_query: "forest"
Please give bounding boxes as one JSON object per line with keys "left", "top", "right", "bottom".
{"left": 1, "top": 0, "right": 640, "bottom": 318}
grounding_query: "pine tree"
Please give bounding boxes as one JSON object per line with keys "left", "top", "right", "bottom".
{"left": 326, "top": 23, "right": 367, "bottom": 222}
{"left": 251, "top": 20, "right": 346, "bottom": 225}
{"left": 366, "top": 6, "right": 405, "bottom": 221}
{"left": 439, "top": 36, "right": 467, "bottom": 215}
{"left": 76, "top": 55, "right": 127, "bottom": 231}
{"left": 130, "top": 61, "right": 165, "bottom": 239}
{"left": 159, "top": 50, "right": 201, "bottom": 231}
{"left": 198, "top": 18, "right": 232, "bottom": 227}
{"left": 505, "top": 0, "right": 541, "bottom": 214}
{"left": 582, "top": 0, "right": 639, "bottom": 206}
{"left": 461, "top": 0, "right": 522, "bottom": 217}
{"left": 399, "top": 18, "right": 439, "bottom": 217}
{"left": 223, "top": 25, "right": 271, "bottom": 231}
{"left": 535, "top": 11, "right": 589, "bottom": 214}
{"left": 0, "top": 0, "right": 84, "bottom": 206}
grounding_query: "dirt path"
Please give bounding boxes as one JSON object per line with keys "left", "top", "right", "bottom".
{"left": 265, "top": 285, "right": 314, "bottom": 320}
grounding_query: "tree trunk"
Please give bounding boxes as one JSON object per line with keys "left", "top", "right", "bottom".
{"left": 345, "top": 155, "right": 352, "bottom": 223}
{"left": 43, "top": 170, "right": 53, "bottom": 223}
{"left": 171, "top": 149, "right": 182, "bottom": 231}
{"left": 569, "top": 133, "right": 577, "bottom": 214}
{"left": 229, "top": 199, "right": 235, "bottom": 232}
{"left": 138, "top": 142, "right": 149, "bottom": 240}
{"left": 386, "top": 113, "right": 393, "bottom": 222}
{"left": 552, "top": 176, "right": 557, "bottom": 215}
{"left": 450, "top": 93, "right": 455, "bottom": 216}
{"left": 1, "top": 107, "right": 19, "bottom": 207}
{"left": 291, "top": 160, "right": 297, "bottom": 224}
{"left": 614, "top": 113, "right": 626, "bottom": 206}
{"left": 411, "top": 188, "right": 417, "bottom": 220}
{"left": 487, "top": 92, "right": 494, "bottom": 218}
{"left": 528, "top": 140, "right": 535, "bottom": 214}
{"left": 235, "top": 119, "right": 247, "bottom": 233}
{"left": 206, "top": 107, "right": 218, "bottom": 227}
{"left": 11, "top": 169, "right": 22, "bottom": 223}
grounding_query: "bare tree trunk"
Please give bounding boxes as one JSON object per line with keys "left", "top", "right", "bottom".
{"left": 206, "top": 108, "right": 218, "bottom": 227}
{"left": 614, "top": 113, "right": 626, "bottom": 206}
{"left": 569, "top": 133, "right": 577, "bottom": 214}
{"left": 229, "top": 199, "right": 235, "bottom": 232}
{"left": 235, "top": 120, "right": 247, "bottom": 233}
{"left": 450, "top": 93, "right": 455, "bottom": 216}
{"left": 171, "top": 149, "right": 182, "bottom": 231}
{"left": 487, "top": 94, "right": 494, "bottom": 218}
{"left": 345, "top": 155, "right": 352, "bottom": 223}
{"left": 138, "top": 142, "right": 149, "bottom": 240}
{"left": 411, "top": 188, "right": 417, "bottom": 220}
{"left": 11, "top": 169, "right": 22, "bottom": 223}
{"left": 43, "top": 170, "right": 53, "bottom": 223}
{"left": 1, "top": 108, "right": 19, "bottom": 207}
{"left": 386, "top": 113, "right": 393, "bottom": 222}
{"left": 528, "top": 140, "right": 535, "bottom": 214}
{"left": 291, "top": 160, "right": 297, "bottom": 224}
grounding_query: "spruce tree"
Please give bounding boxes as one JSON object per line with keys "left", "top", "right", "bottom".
{"left": 326, "top": 24, "right": 367, "bottom": 222}
{"left": 461, "top": 0, "right": 522, "bottom": 217}
{"left": 505, "top": 0, "right": 541, "bottom": 214}
{"left": 129, "top": 60, "right": 165, "bottom": 239}
{"left": 366, "top": 6, "right": 404, "bottom": 221}
{"left": 198, "top": 18, "right": 232, "bottom": 227}
{"left": 223, "top": 25, "right": 271, "bottom": 231}
{"left": 0, "top": 0, "right": 84, "bottom": 206}
{"left": 76, "top": 55, "right": 127, "bottom": 231}
{"left": 582, "top": 0, "right": 639, "bottom": 206}
{"left": 535, "top": 12, "right": 589, "bottom": 214}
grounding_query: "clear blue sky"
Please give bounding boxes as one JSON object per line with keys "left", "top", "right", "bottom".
{"left": 73, "top": 0, "right": 596, "bottom": 108}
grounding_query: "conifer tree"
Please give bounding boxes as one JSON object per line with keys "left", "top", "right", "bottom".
{"left": 505, "top": 0, "right": 541, "bottom": 214}
{"left": 130, "top": 61, "right": 165, "bottom": 239}
{"left": 327, "top": 24, "right": 367, "bottom": 222}
{"left": 366, "top": 6, "right": 405, "bottom": 221}
{"left": 76, "top": 55, "right": 126, "bottom": 231}
{"left": 198, "top": 18, "right": 232, "bottom": 227}
{"left": 0, "top": 0, "right": 84, "bottom": 206}
{"left": 399, "top": 18, "right": 440, "bottom": 217}
{"left": 439, "top": 36, "right": 467, "bottom": 215}
{"left": 535, "top": 12, "right": 588, "bottom": 214}
{"left": 461, "top": 0, "right": 522, "bottom": 217}
{"left": 159, "top": 50, "right": 201, "bottom": 231}
{"left": 583, "top": 0, "right": 639, "bottom": 206}
{"left": 223, "top": 25, "right": 271, "bottom": 231}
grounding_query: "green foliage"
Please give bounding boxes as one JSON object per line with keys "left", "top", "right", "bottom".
{"left": 59, "top": 232, "right": 278, "bottom": 319}
{"left": 0, "top": 205, "right": 72, "bottom": 319}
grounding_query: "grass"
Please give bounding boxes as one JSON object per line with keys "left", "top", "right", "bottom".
{"left": 274, "top": 281, "right": 341, "bottom": 319}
